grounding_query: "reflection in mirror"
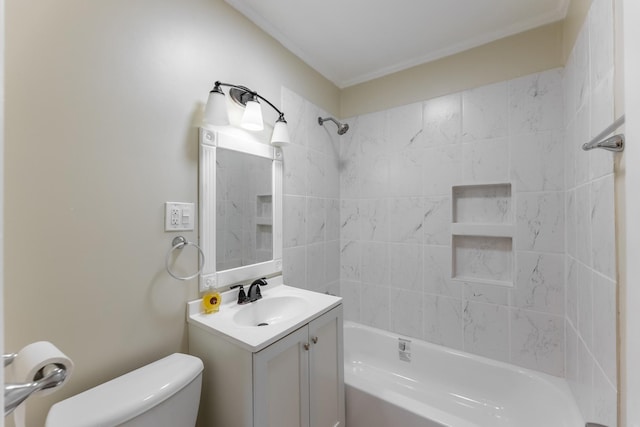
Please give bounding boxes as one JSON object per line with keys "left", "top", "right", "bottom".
{"left": 216, "top": 148, "right": 273, "bottom": 271}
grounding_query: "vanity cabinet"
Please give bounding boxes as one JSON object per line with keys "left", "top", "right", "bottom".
{"left": 189, "top": 305, "right": 345, "bottom": 427}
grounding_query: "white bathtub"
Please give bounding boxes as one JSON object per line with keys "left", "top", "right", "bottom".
{"left": 344, "top": 322, "right": 584, "bottom": 427}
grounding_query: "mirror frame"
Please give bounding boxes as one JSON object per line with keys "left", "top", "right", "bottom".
{"left": 199, "top": 126, "right": 283, "bottom": 291}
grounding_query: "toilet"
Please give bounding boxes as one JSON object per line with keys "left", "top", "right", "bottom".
{"left": 45, "top": 353, "right": 203, "bottom": 427}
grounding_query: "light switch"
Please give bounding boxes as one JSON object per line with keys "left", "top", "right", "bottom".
{"left": 165, "top": 202, "right": 195, "bottom": 231}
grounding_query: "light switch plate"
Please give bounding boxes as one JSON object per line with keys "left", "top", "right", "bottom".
{"left": 165, "top": 202, "right": 195, "bottom": 231}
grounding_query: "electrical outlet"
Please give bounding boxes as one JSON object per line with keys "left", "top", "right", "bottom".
{"left": 165, "top": 202, "right": 195, "bottom": 231}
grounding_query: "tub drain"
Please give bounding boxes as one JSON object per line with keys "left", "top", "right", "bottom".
{"left": 257, "top": 322, "right": 269, "bottom": 327}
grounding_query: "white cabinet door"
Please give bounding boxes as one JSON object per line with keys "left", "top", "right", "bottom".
{"left": 309, "top": 306, "right": 345, "bottom": 427}
{"left": 253, "top": 325, "right": 310, "bottom": 427}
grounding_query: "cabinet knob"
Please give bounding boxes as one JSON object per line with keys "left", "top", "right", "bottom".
{"left": 311, "top": 336, "right": 318, "bottom": 344}
{"left": 303, "top": 343, "right": 310, "bottom": 351}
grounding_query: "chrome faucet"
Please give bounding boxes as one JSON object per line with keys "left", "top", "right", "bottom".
{"left": 247, "top": 278, "right": 268, "bottom": 303}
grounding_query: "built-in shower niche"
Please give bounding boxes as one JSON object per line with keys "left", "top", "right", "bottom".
{"left": 255, "top": 194, "right": 273, "bottom": 263}
{"left": 451, "top": 183, "right": 513, "bottom": 287}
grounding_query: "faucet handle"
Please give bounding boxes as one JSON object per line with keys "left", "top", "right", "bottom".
{"left": 251, "top": 277, "right": 268, "bottom": 287}
{"left": 230, "top": 284, "right": 248, "bottom": 305}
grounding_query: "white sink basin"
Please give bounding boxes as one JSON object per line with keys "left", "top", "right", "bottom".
{"left": 233, "top": 296, "right": 309, "bottom": 327}
{"left": 187, "top": 277, "right": 342, "bottom": 352}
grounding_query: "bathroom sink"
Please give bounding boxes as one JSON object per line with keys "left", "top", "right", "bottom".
{"left": 187, "top": 277, "right": 342, "bottom": 352}
{"left": 232, "top": 296, "right": 309, "bottom": 327}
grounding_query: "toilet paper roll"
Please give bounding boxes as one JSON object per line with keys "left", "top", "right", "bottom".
{"left": 11, "top": 341, "right": 74, "bottom": 427}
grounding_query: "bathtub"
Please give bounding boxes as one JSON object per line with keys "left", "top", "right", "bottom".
{"left": 343, "top": 322, "right": 584, "bottom": 427}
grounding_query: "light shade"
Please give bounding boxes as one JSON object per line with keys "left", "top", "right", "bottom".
{"left": 203, "top": 89, "right": 229, "bottom": 126}
{"left": 270, "top": 119, "right": 291, "bottom": 146}
{"left": 240, "top": 99, "right": 264, "bottom": 131}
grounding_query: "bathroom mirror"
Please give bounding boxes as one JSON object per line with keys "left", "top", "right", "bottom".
{"left": 199, "top": 127, "right": 283, "bottom": 291}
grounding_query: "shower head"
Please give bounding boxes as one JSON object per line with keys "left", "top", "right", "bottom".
{"left": 318, "top": 117, "right": 349, "bottom": 135}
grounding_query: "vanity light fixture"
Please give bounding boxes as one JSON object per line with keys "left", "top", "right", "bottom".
{"left": 203, "top": 81, "right": 291, "bottom": 146}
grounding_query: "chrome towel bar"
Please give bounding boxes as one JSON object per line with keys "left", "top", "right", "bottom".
{"left": 582, "top": 114, "right": 625, "bottom": 152}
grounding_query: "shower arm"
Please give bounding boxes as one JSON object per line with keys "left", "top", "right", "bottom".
{"left": 214, "top": 81, "right": 287, "bottom": 122}
{"left": 318, "top": 117, "right": 340, "bottom": 126}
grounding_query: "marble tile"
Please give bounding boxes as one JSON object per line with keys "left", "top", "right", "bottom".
{"left": 424, "top": 294, "right": 464, "bottom": 350}
{"left": 510, "top": 309, "right": 564, "bottom": 376}
{"left": 575, "top": 184, "right": 592, "bottom": 265}
{"left": 592, "top": 363, "right": 617, "bottom": 427}
{"left": 463, "top": 281, "right": 510, "bottom": 306}
{"left": 510, "top": 131, "right": 564, "bottom": 192}
{"left": 388, "top": 197, "right": 425, "bottom": 243}
{"left": 423, "top": 145, "right": 462, "bottom": 196}
{"left": 565, "top": 119, "right": 576, "bottom": 190}
{"left": 306, "top": 242, "right": 326, "bottom": 292}
{"left": 340, "top": 240, "right": 360, "bottom": 281}
{"left": 326, "top": 199, "right": 340, "bottom": 241}
{"left": 577, "top": 263, "right": 593, "bottom": 351}
{"left": 576, "top": 337, "right": 595, "bottom": 422}
{"left": 389, "top": 149, "right": 424, "bottom": 196}
{"left": 358, "top": 151, "right": 390, "bottom": 198}
{"left": 387, "top": 102, "right": 424, "bottom": 151}
{"left": 360, "top": 241, "right": 389, "bottom": 286}
{"left": 589, "top": 71, "right": 615, "bottom": 181}
{"left": 574, "top": 103, "right": 592, "bottom": 187}
{"left": 572, "top": 25, "right": 590, "bottom": 113}
{"left": 326, "top": 151, "right": 341, "bottom": 199}
{"left": 462, "top": 81, "right": 508, "bottom": 141}
{"left": 340, "top": 280, "right": 361, "bottom": 322}
{"left": 592, "top": 273, "right": 617, "bottom": 386}
{"left": 566, "top": 190, "right": 577, "bottom": 258}
{"left": 340, "top": 154, "right": 360, "bottom": 200}
{"left": 516, "top": 192, "right": 565, "bottom": 253}
{"left": 307, "top": 149, "right": 328, "bottom": 197}
{"left": 283, "top": 195, "right": 306, "bottom": 248}
{"left": 509, "top": 69, "right": 564, "bottom": 135}
{"left": 565, "top": 320, "right": 579, "bottom": 394}
{"left": 423, "top": 93, "right": 462, "bottom": 146}
{"left": 306, "top": 197, "right": 326, "bottom": 244}
{"left": 566, "top": 256, "right": 578, "bottom": 327}
{"left": 361, "top": 284, "right": 390, "bottom": 330}
{"left": 281, "top": 87, "right": 307, "bottom": 146}
{"left": 423, "top": 196, "right": 451, "bottom": 245}
{"left": 306, "top": 102, "right": 333, "bottom": 155}
{"left": 462, "top": 137, "right": 509, "bottom": 184}
{"left": 589, "top": 0, "right": 614, "bottom": 91}
{"left": 340, "top": 199, "right": 360, "bottom": 241}
{"left": 360, "top": 198, "right": 388, "bottom": 242}
{"left": 591, "top": 175, "right": 616, "bottom": 279}
{"left": 390, "top": 289, "right": 424, "bottom": 339}
{"left": 326, "top": 240, "right": 341, "bottom": 284}
{"left": 389, "top": 243, "right": 423, "bottom": 292}
{"left": 563, "top": 48, "right": 576, "bottom": 125}
{"left": 282, "top": 143, "right": 307, "bottom": 196}
{"left": 283, "top": 246, "right": 306, "bottom": 288}
{"left": 513, "top": 252, "right": 564, "bottom": 315}
{"left": 463, "top": 301, "right": 510, "bottom": 362}
{"left": 424, "top": 245, "right": 461, "bottom": 298}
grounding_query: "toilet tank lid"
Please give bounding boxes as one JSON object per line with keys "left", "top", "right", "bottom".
{"left": 45, "top": 353, "right": 203, "bottom": 427}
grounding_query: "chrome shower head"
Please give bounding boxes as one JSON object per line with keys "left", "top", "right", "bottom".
{"left": 318, "top": 117, "right": 349, "bottom": 135}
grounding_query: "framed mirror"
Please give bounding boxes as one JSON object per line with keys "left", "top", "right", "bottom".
{"left": 199, "top": 127, "right": 283, "bottom": 291}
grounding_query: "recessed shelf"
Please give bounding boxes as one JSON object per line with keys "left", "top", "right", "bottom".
{"left": 451, "top": 223, "right": 514, "bottom": 238}
{"left": 451, "top": 183, "right": 513, "bottom": 287}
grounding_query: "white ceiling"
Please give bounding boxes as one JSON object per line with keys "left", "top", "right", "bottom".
{"left": 225, "top": 0, "right": 570, "bottom": 88}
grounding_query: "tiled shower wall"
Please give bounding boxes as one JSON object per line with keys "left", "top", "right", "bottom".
{"left": 280, "top": 2, "right": 618, "bottom": 421}
{"left": 281, "top": 88, "right": 342, "bottom": 296}
{"left": 564, "top": 0, "right": 617, "bottom": 424}
{"left": 338, "top": 69, "right": 566, "bottom": 376}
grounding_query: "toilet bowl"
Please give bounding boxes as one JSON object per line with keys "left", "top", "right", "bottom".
{"left": 45, "top": 353, "right": 203, "bottom": 427}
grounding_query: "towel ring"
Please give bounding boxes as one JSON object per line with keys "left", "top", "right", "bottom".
{"left": 165, "top": 236, "right": 205, "bottom": 281}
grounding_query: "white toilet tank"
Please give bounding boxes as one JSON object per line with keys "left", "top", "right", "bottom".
{"left": 45, "top": 353, "right": 203, "bottom": 427}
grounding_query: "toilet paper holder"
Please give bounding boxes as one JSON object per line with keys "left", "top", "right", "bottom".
{"left": 3, "top": 352, "right": 68, "bottom": 416}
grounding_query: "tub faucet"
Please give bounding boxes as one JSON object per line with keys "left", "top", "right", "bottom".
{"left": 247, "top": 278, "right": 268, "bottom": 303}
